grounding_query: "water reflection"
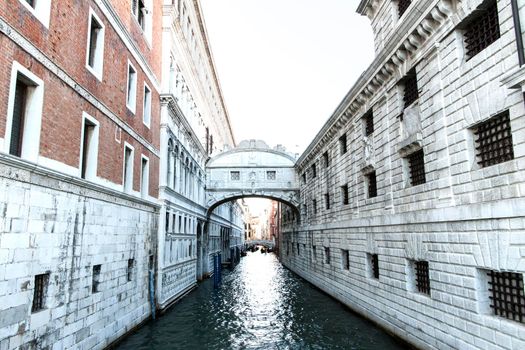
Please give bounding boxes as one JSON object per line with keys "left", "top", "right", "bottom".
{"left": 117, "top": 252, "right": 406, "bottom": 350}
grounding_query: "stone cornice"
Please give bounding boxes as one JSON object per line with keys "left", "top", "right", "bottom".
{"left": 0, "top": 153, "right": 160, "bottom": 211}
{"left": 297, "top": 0, "right": 454, "bottom": 170}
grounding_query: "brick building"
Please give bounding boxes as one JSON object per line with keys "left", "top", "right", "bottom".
{"left": 281, "top": 0, "right": 525, "bottom": 349}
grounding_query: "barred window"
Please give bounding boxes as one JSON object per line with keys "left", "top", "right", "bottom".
{"left": 341, "top": 184, "right": 349, "bottom": 205}
{"left": 464, "top": 0, "right": 500, "bottom": 60}
{"left": 366, "top": 171, "right": 377, "bottom": 198}
{"left": 323, "top": 151, "right": 329, "bottom": 167}
{"left": 32, "top": 273, "right": 49, "bottom": 313}
{"left": 368, "top": 254, "right": 379, "bottom": 279}
{"left": 474, "top": 111, "right": 514, "bottom": 168}
{"left": 339, "top": 134, "right": 348, "bottom": 155}
{"left": 266, "top": 171, "right": 276, "bottom": 180}
{"left": 397, "top": 0, "right": 411, "bottom": 18}
{"left": 402, "top": 69, "right": 419, "bottom": 108}
{"left": 127, "top": 259, "right": 134, "bottom": 282}
{"left": 415, "top": 261, "right": 430, "bottom": 295}
{"left": 311, "top": 163, "right": 317, "bottom": 178}
{"left": 302, "top": 173, "right": 306, "bottom": 183}
{"left": 364, "top": 110, "right": 374, "bottom": 136}
{"left": 92, "top": 264, "right": 102, "bottom": 293}
{"left": 341, "top": 250, "right": 350, "bottom": 270}
{"left": 488, "top": 271, "right": 525, "bottom": 323}
{"left": 313, "top": 199, "right": 317, "bottom": 214}
{"left": 407, "top": 149, "right": 426, "bottom": 186}
{"left": 230, "top": 171, "right": 240, "bottom": 181}
{"left": 312, "top": 245, "right": 317, "bottom": 260}
{"left": 324, "top": 247, "right": 330, "bottom": 264}
{"left": 324, "top": 193, "right": 330, "bottom": 210}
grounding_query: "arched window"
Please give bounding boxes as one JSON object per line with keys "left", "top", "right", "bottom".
{"left": 167, "top": 140, "right": 173, "bottom": 186}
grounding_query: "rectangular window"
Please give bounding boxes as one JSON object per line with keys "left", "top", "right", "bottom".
{"left": 341, "top": 250, "right": 349, "bottom": 270}
{"left": 414, "top": 260, "right": 430, "bottom": 295}
{"left": 341, "top": 185, "right": 349, "bottom": 205}
{"left": 402, "top": 69, "right": 419, "bottom": 108}
{"left": 463, "top": 0, "right": 500, "bottom": 60}
{"left": 143, "top": 84, "right": 151, "bottom": 127}
{"left": 366, "top": 171, "right": 377, "bottom": 198}
{"left": 312, "top": 245, "right": 317, "bottom": 260}
{"left": 165, "top": 212, "right": 170, "bottom": 232}
{"left": 297, "top": 243, "right": 300, "bottom": 256}
{"left": 92, "top": 264, "right": 101, "bottom": 293}
{"left": 407, "top": 149, "right": 426, "bottom": 186}
{"left": 363, "top": 110, "right": 374, "bottom": 136}
{"left": 126, "top": 62, "right": 137, "bottom": 113}
{"left": 487, "top": 271, "right": 525, "bottom": 323}
{"left": 31, "top": 273, "right": 49, "bottom": 313}
{"left": 127, "top": 259, "right": 134, "bottom": 282}
{"left": 9, "top": 79, "right": 29, "bottom": 157}
{"left": 302, "top": 173, "right": 307, "bottom": 183}
{"left": 231, "top": 171, "right": 240, "bottom": 180}
{"left": 18, "top": 0, "right": 51, "bottom": 27}
{"left": 339, "top": 134, "right": 347, "bottom": 155}
{"left": 123, "top": 145, "right": 134, "bottom": 193}
{"left": 86, "top": 9, "right": 105, "bottom": 79}
{"left": 324, "top": 193, "right": 330, "bottom": 210}
{"left": 473, "top": 111, "right": 514, "bottom": 168}
{"left": 324, "top": 247, "right": 330, "bottom": 264}
{"left": 323, "top": 151, "right": 329, "bottom": 167}
{"left": 369, "top": 253, "right": 379, "bottom": 279}
{"left": 311, "top": 164, "right": 317, "bottom": 178}
{"left": 141, "top": 156, "right": 149, "bottom": 198}
{"left": 7, "top": 64, "right": 44, "bottom": 162}
{"left": 397, "top": 0, "right": 411, "bottom": 18}
{"left": 80, "top": 115, "right": 98, "bottom": 180}
{"left": 313, "top": 199, "right": 317, "bottom": 214}
{"left": 132, "top": 0, "right": 146, "bottom": 30}
{"left": 266, "top": 171, "right": 276, "bottom": 180}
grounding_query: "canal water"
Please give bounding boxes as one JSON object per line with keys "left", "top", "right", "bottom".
{"left": 117, "top": 252, "right": 407, "bottom": 350}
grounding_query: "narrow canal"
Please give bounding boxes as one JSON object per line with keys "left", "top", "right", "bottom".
{"left": 117, "top": 252, "right": 407, "bottom": 350}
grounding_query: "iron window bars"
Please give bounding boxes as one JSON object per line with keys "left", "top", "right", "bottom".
{"left": 464, "top": 0, "right": 500, "bottom": 60}
{"left": 341, "top": 185, "right": 349, "bottom": 205}
{"left": 371, "top": 254, "right": 379, "bottom": 279}
{"left": 32, "top": 273, "right": 49, "bottom": 313}
{"left": 474, "top": 110, "right": 514, "bottom": 168}
{"left": 488, "top": 271, "right": 525, "bottom": 323}
{"left": 408, "top": 149, "right": 426, "bottom": 186}
{"left": 364, "top": 110, "right": 374, "bottom": 136}
{"left": 415, "top": 261, "right": 430, "bottom": 295}
{"left": 367, "top": 171, "right": 377, "bottom": 198}
{"left": 398, "top": 0, "right": 412, "bottom": 18}
{"left": 403, "top": 69, "right": 419, "bottom": 109}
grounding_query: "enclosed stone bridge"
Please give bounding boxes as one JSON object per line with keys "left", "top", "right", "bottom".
{"left": 206, "top": 140, "right": 300, "bottom": 215}
{"left": 245, "top": 240, "right": 275, "bottom": 249}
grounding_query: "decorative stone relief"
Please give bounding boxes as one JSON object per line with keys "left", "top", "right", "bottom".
{"left": 398, "top": 103, "right": 423, "bottom": 157}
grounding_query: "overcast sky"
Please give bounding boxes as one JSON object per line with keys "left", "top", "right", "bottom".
{"left": 200, "top": 0, "right": 375, "bottom": 155}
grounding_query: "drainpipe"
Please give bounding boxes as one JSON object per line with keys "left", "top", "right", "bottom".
{"left": 511, "top": 0, "right": 525, "bottom": 66}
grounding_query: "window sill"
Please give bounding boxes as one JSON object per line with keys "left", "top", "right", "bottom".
{"left": 85, "top": 64, "right": 103, "bottom": 82}
{"left": 501, "top": 65, "right": 525, "bottom": 91}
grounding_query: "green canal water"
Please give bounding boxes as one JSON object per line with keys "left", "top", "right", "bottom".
{"left": 116, "top": 252, "right": 407, "bottom": 350}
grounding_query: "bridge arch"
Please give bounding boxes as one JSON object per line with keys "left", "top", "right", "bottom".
{"left": 206, "top": 140, "right": 300, "bottom": 216}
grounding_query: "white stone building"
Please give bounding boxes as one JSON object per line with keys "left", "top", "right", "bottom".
{"left": 281, "top": 0, "right": 525, "bottom": 349}
{"left": 157, "top": 0, "right": 244, "bottom": 309}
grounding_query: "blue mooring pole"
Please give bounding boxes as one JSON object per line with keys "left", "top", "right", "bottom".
{"left": 213, "top": 254, "right": 219, "bottom": 288}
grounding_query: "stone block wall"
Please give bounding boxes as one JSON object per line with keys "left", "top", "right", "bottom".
{"left": 286, "top": 0, "right": 525, "bottom": 349}
{"left": 0, "top": 157, "right": 158, "bottom": 350}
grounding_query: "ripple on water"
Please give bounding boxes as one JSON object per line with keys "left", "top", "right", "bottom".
{"left": 116, "top": 253, "right": 408, "bottom": 350}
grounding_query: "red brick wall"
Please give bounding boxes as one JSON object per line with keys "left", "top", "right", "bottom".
{"left": 0, "top": 0, "right": 162, "bottom": 197}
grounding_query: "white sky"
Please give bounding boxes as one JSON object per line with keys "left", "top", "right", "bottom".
{"left": 200, "top": 0, "right": 375, "bottom": 154}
